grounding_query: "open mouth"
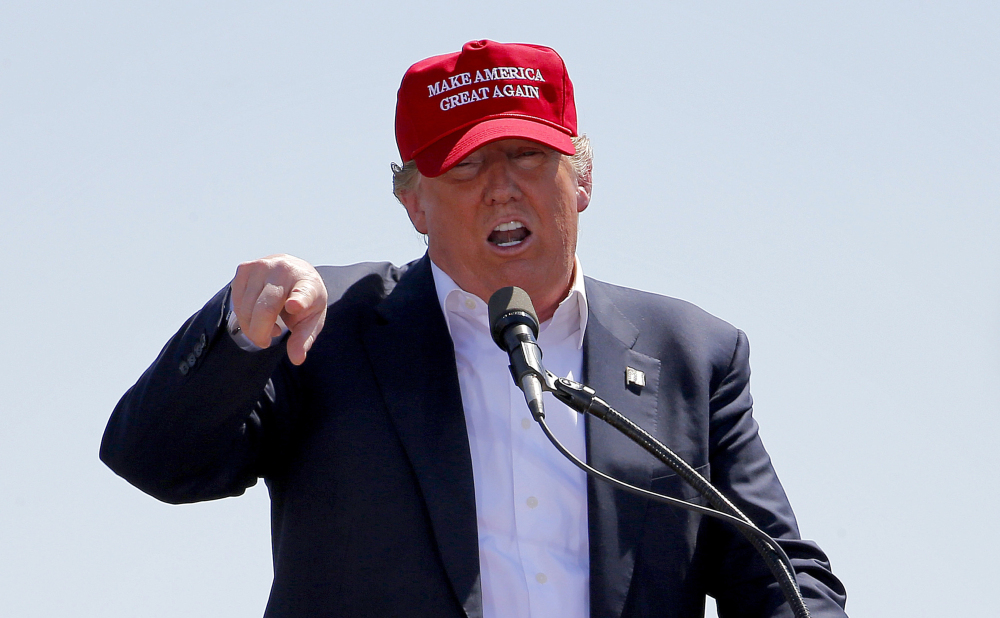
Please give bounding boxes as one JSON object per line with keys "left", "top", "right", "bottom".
{"left": 488, "top": 221, "right": 531, "bottom": 247}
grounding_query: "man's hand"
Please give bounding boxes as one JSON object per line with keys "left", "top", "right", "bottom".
{"left": 231, "top": 254, "right": 328, "bottom": 365}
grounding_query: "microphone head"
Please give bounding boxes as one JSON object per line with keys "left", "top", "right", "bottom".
{"left": 488, "top": 286, "right": 539, "bottom": 349}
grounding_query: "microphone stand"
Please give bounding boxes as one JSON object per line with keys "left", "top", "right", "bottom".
{"left": 532, "top": 371, "right": 813, "bottom": 618}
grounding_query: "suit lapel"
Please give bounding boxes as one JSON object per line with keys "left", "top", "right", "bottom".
{"left": 362, "top": 257, "right": 482, "bottom": 618}
{"left": 583, "top": 278, "right": 662, "bottom": 618}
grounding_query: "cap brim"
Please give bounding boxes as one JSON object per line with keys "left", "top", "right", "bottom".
{"left": 413, "top": 118, "right": 575, "bottom": 178}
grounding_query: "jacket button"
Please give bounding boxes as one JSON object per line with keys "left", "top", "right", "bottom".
{"left": 187, "top": 353, "right": 197, "bottom": 366}
{"left": 179, "top": 361, "right": 189, "bottom": 375}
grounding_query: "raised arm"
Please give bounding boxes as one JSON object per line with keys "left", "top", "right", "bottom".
{"left": 100, "top": 255, "right": 327, "bottom": 503}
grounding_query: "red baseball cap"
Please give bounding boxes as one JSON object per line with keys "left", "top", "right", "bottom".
{"left": 395, "top": 40, "right": 578, "bottom": 177}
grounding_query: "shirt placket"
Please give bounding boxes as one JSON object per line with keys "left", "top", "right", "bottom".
{"left": 509, "top": 374, "right": 553, "bottom": 616}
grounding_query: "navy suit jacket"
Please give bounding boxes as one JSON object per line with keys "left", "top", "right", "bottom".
{"left": 101, "top": 255, "right": 847, "bottom": 617}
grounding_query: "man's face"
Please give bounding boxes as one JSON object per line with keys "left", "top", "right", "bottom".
{"left": 400, "top": 139, "right": 590, "bottom": 322}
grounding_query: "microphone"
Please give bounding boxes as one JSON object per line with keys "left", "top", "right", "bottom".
{"left": 488, "top": 287, "right": 547, "bottom": 421}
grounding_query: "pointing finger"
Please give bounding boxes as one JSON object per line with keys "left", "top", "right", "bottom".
{"left": 285, "top": 303, "right": 326, "bottom": 365}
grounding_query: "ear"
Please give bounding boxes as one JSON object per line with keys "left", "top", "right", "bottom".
{"left": 399, "top": 190, "right": 429, "bottom": 235}
{"left": 576, "top": 180, "right": 591, "bottom": 213}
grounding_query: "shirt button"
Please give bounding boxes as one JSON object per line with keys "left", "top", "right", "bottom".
{"left": 526, "top": 496, "right": 538, "bottom": 509}
{"left": 535, "top": 572, "right": 547, "bottom": 584}
{"left": 464, "top": 297, "right": 476, "bottom": 310}
{"left": 521, "top": 418, "right": 531, "bottom": 430}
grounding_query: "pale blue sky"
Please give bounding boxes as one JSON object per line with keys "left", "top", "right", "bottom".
{"left": 2, "top": 2, "right": 998, "bottom": 616}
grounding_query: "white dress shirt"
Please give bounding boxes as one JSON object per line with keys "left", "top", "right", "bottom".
{"left": 431, "top": 260, "right": 590, "bottom": 618}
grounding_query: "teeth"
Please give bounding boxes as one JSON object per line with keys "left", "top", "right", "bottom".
{"left": 493, "top": 221, "right": 523, "bottom": 232}
{"left": 496, "top": 240, "right": 522, "bottom": 247}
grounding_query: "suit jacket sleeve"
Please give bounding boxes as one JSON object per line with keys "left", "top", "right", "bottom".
{"left": 100, "top": 260, "right": 407, "bottom": 505}
{"left": 703, "top": 329, "right": 848, "bottom": 617}
{"left": 99, "top": 283, "right": 291, "bottom": 503}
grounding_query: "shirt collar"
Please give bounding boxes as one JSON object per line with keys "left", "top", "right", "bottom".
{"left": 430, "top": 257, "right": 589, "bottom": 350}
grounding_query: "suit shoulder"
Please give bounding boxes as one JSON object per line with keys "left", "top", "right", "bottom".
{"left": 584, "top": 277, "right": 744, "bottom": 369}
{"left": 315, "top": 260, "right": 416, "bottom": 309}
{"left": 585, "top": 277, "right": 738, "bottom": 336}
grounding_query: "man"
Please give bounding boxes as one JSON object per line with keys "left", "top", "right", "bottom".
{"left": 101, "top": 40, "right": 848, "bottom": 617}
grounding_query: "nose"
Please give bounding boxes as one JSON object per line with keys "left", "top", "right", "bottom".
{"left": 482, "top": 158, "right": 522, "bottom": 205}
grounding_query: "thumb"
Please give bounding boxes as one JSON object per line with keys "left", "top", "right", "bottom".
{"left": 284, "top": 279, "right": 324, "bottom": 315}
